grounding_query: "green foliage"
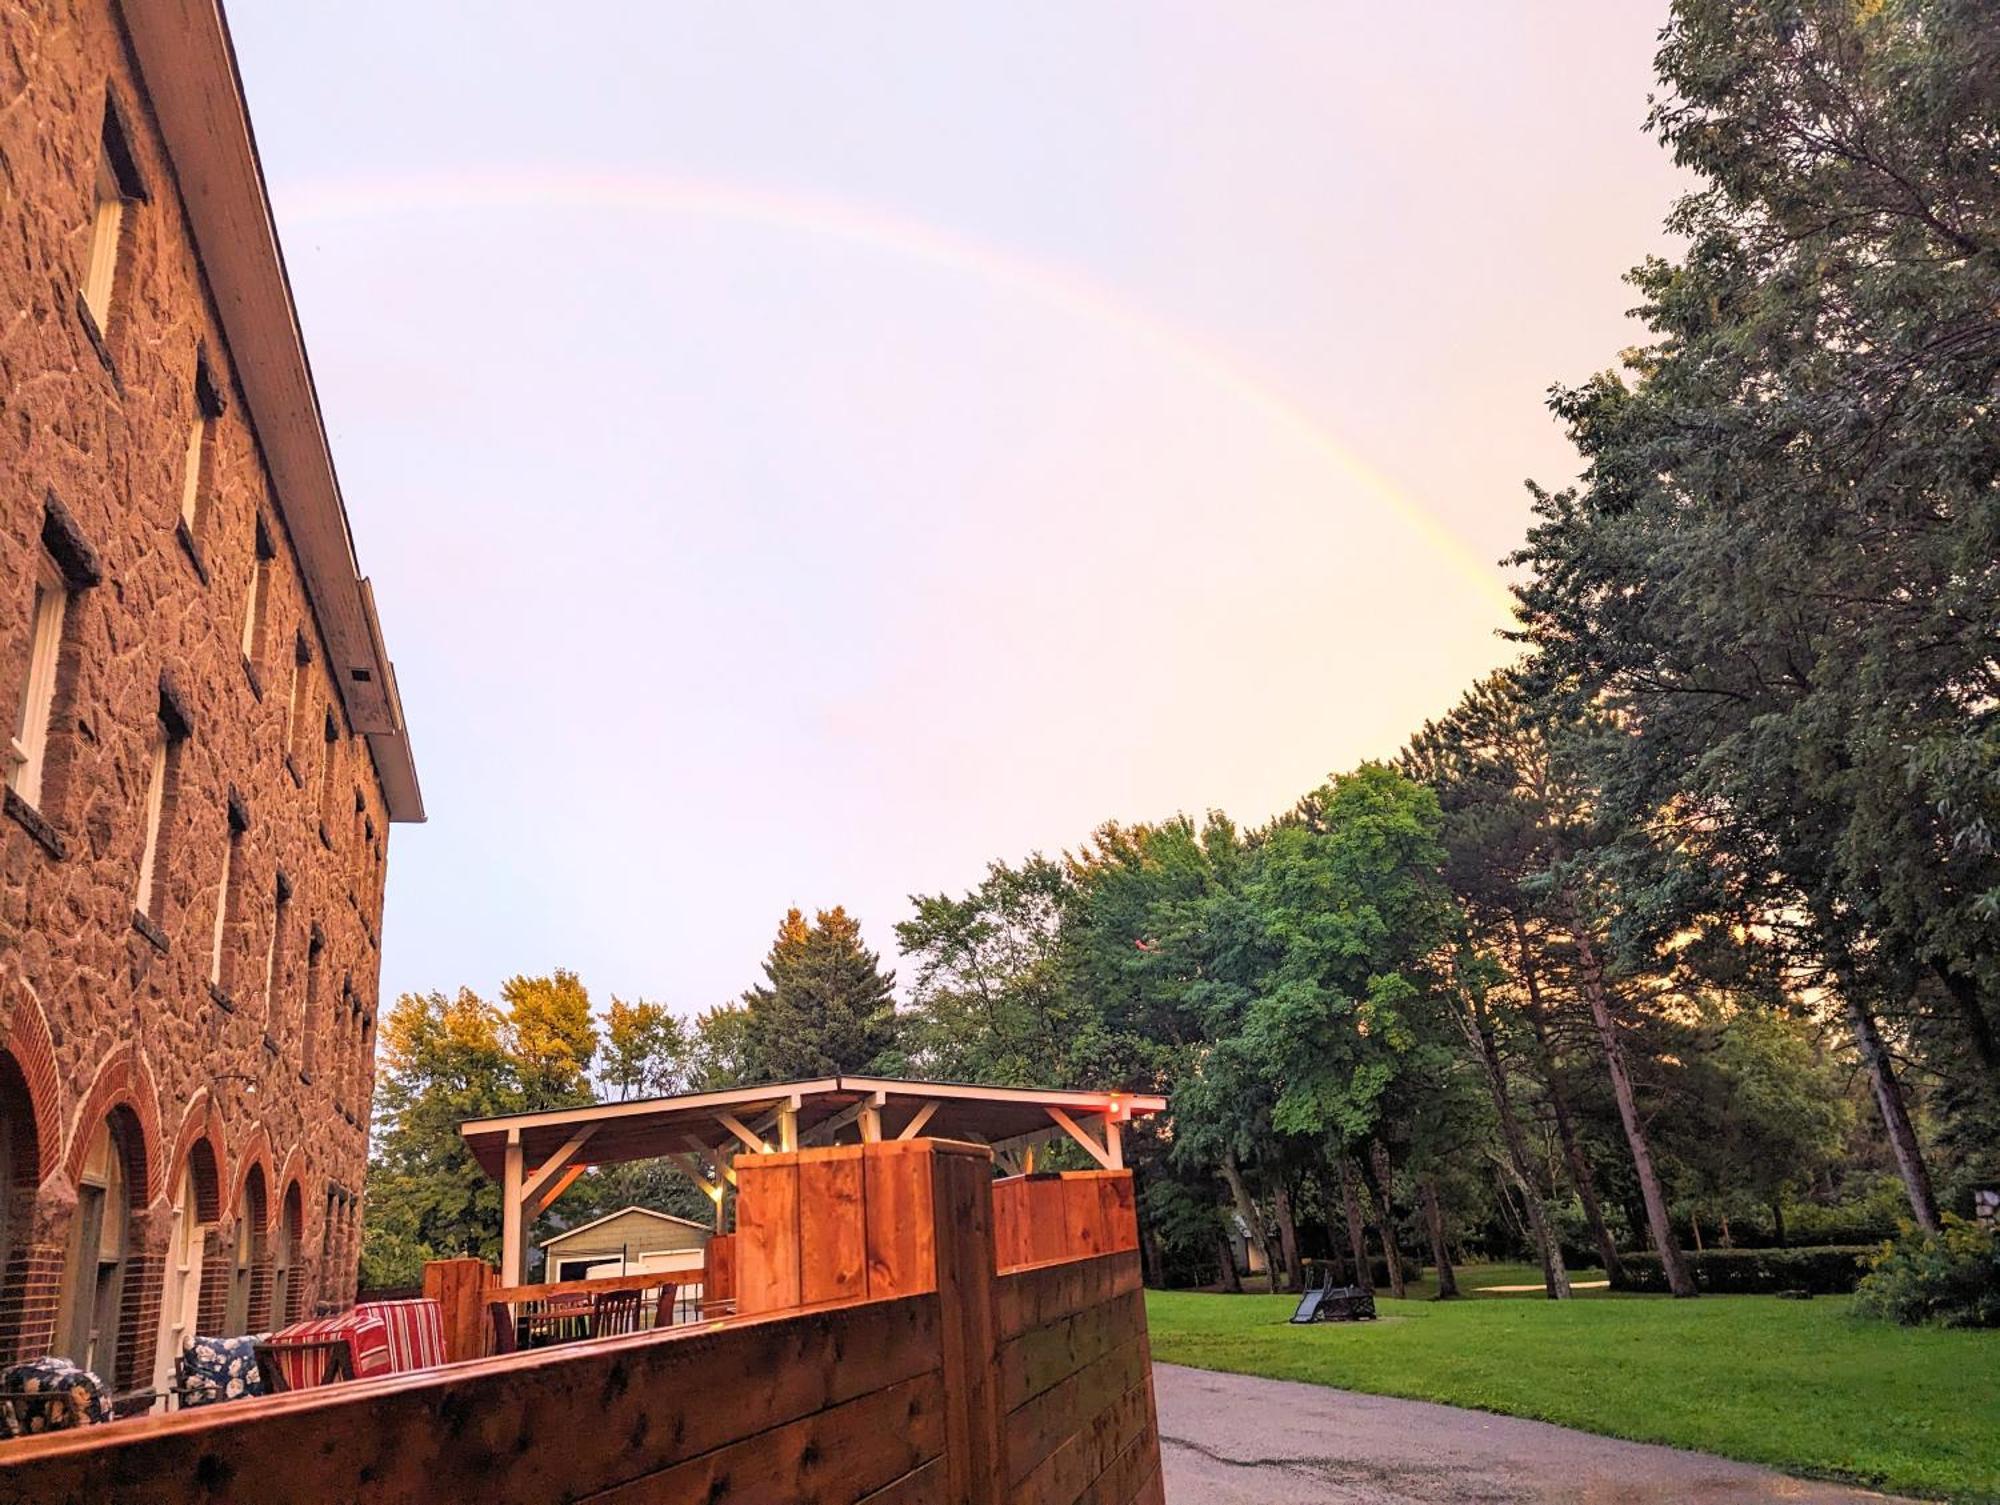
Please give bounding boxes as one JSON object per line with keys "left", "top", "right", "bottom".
{"left": 1511, "top": 0, "right": 2000, "bottom": 1149}
{"left": 895, "top": 857, "right": 1082, "bottom": 1085}
{"left": 501, "top": 970, "right": 598, "bottom": 1107}
{"left": 1855, "top": 1218, "right": 2000, "bottom": 1329}
{"left": 364, "top": 988, "right": 521, "bottom": 1268}
{"left": 687, "top": 1002, "right": 758, "bottom": 1089}
{"left": 601, "top": 997, "right": 692, "bottom": 1101}
{"left": 1612, "top": 1245, "right": 1873, "bottom": 1295}
{"left": 739, "top": 907, "right": 899, "bottom": 1079}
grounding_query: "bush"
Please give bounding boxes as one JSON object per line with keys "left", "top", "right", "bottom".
{"left": 1853, "top": 1218, "right": 2000, "bottom": 1328}
{"left": 1610, "top": 1245, "right": 1873, "bottom": 1294}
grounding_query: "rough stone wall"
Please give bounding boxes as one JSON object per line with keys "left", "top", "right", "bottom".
{"left": 0, "top": 0, "right": 393, "bottom": 1383}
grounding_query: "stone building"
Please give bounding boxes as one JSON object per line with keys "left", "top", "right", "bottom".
{"left": 0, "top": 0, "right": 422, "bottom": 1402}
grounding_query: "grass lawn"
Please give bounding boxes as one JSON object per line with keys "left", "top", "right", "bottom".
{"left": 1146, "top": 1267, "right": 2000, "bottom": 1502}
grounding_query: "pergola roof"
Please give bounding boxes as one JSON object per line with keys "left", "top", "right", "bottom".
{"left": 460, "top": 1076, "right": 1166, "bottom": 1182}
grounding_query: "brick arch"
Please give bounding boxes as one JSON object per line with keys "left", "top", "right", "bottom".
{"left": 230, "top": 1129, "right": 275, "bottom": 1229}
{"left": 62, "top": 1042, "right": 162, "bottom": 1205}
{"left": 274, "top": 1143, "right": 311, "bottom": 1209}
{"left": 0, "top": 984, "right": 63, "bottom": 1184}
{"left": 166, "top": 1095, "right": 228, "bottom": 1224}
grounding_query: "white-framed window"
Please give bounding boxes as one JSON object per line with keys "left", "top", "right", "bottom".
{"left": 210, "top": 819, "right": 239, "bottom": 987}
{"left": 82, "top": 104, "right": 141, "bottom": 332}
{"left": 82, "top": 154, "right": 125, "bottom": 329}
{"left": 264, "top": 871, "right": 291, "bottom": 1024}
{"left": 134, "top": 736, "right": 169, "bottom": 915}
{"left": 6, "top": 564, "right": 69, "bottom": 810}
{"left": 179, "top": 414, "right": 208, "bottom": 533}
{"left": 241, "top": 523, "right": 275, "bottom": 665}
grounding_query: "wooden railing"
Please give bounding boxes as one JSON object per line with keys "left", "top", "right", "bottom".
{"left": 0, "top": 1141, "right": 1163, "bottom": 1505}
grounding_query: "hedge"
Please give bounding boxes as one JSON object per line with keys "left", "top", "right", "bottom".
{"left": 1610, "top": 1244, "right": 1873, "bottom": 1295}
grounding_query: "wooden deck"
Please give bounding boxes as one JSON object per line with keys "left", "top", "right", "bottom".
{"left": 0, "top": 1140, "right": 1162, "bottom": 1505}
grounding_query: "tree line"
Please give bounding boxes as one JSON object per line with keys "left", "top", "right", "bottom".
{"left": 363, "top": 0, "right": 1997, "bottom": 1295}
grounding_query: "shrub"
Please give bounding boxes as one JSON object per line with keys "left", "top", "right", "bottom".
{"left": 1853, "top": 1218, "right": 2000, "bottom": 1328}
{"left": 1610, "top": 1245, "right": 1872, "bottom": 1294}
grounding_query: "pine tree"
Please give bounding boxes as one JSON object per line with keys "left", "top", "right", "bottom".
{"left": 740, "top": 907, "right": 899, "bottom": 1079}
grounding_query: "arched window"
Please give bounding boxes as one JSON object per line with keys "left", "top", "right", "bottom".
{"left": 56, "top": 1111, "right": 143, "bottom": 1378}
{"left": 272, "top": 1183, "right": 303, "bottom": 1325}
{"left": 0, "top": 1051, "right": 44, "bottom": 1362}
{"left": 228, "top": 1166, "right": 268, "bottom": 1333}
{"left": 150, "top": 1141, "right": 218, "bottom": 1402}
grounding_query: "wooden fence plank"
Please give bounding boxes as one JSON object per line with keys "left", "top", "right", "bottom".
{"left": 705, "top": 1233, "right": 737, "bottom": 1312}
{"left": 855, "top": 1457, "right": 945, "bottom": 1505}
{"left": 1005, "top": 1335, "right": 1148, "bottom": 1487}
{"left": 421, "top": 1257, "right": 494, "bottom": 1364}
{"left": 738, "top": 1156, "right": 802, "bottom": 1314}
{"left": 1101, "top": 1178, "right": 1137, "bottom": 1253}
{"left": 1075, "top": 1422, "right": 1158, "bottom": 1505}
{"left": 991, "top": 1177, "right": 1031, "bottom": 1269}
{"left": 0, "top": 1296, "right": 941, "bottom": 1504}
{"left": 929, "top": 1144, "right": 1006, "bottom": 1505}
{"left": 577, "top": 1369, "right": 945, "bottom": 1505}
{"left": 1014, "top": 1375, "right": 1152, "bottom": 1505}
{"left": 1025, "top": 1178, "right": 1069, "bottom": 1266}
{"left": 864, "top": 1141, "right": 936, "bottom": 1299}
{"left": 1121, "top": 1466, "right": 1166, "bottom": 1505}
{"left": 994, "top": 1254, "right": 1140, "bottom": 1340}
{"left": 800, "top": 1146, "right": 867, "bottom": 1307}
{"left": 996, "top": 1289, "right": 1143, "bottom": 1412}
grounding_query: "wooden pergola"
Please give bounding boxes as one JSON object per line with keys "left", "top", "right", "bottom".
{"left": 459, "top": 1076, "right": 1167, "bottom": 1285}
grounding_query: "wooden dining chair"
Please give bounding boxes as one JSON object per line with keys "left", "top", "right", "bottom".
{"left": 651, "top": 1283, "right": 679, "bottom": 1330}
{"left": 590, "top": 1288, "right": 644, "bottom": 1338}
{"left": 487, "top": 1301, "right": 518, "bottom": 1356}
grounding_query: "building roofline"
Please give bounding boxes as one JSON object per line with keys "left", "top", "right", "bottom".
{"left": 117, "top": 0, "right": 423, "bottom": 821}
{"left": 539, "top": 1205, "right": 714, "bottom": 1250}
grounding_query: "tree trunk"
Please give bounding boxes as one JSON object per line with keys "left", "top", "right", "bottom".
{"left": 1514, "top": 915, "right": 1623, "bottom": 1282}
{"left": 1571, "top": 925, "right": 1695, "bottom": 1297}
{"left": 1845, "top": 996, "right": 1941, "bottom": 1234}
{"left": 1338, "top": 1157, "right": 1374, "bottom": 1295}
{"left": 1771, "top": 1196, "right": 1786, "bottom": 1249}
{"left": 1214, "top": 1231, "right": 1241, "bottom": 1293}
{"left": 1366, "top": 1141, "right": 1407, "bottom": 1299}
{"left": 1464, "top": 991, "right": 1571, "bottom": 1299}
{"left": 1934, "top": 961, "right": 1999, "bottom": 1075}
{"left": 1423, "top": 1178, "right": 1459, "bottom": 1298}
{"left": 1271, "top": 1176, "right": 1305, "bottom": 1294}
{"left": 1219, "top": 1149, "right": 1280, "bottom": 1290}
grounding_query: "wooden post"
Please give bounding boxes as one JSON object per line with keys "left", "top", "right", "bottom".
{"left": 1104, "top": 1114, "right": 1124, "bottom": 1170}
{"left": 421, "top": 1257, "right": 496, "bottom": 1364}
{"left": 501, "top": 1129, "right": 524, "bottom": 1288}
{"left": 929, "top": 1144, "right": 1006, "bottom": 1505}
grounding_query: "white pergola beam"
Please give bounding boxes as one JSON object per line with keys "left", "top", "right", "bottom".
{"left": 501, "top": 1129, "right": 525, "bottom": 1287}
{"left": 717, "top": 1112, "right": 773, "bottom": 1155}
{"left": 1048, "top": 1106, "right": 1118, "bottom": 1170}
{"left": 896, "top": 1101, "right": 940, "bottom": 1140}
{"left": 520, "top": 1124, "right": 597, "bottom": 1206}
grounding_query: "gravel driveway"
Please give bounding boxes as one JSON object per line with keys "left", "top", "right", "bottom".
{"left": 1156, "top": 1363, "right": 1914, "bottom": 1504}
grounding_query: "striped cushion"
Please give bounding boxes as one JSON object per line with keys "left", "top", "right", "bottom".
{"left": 268, "top": 1312, "right": 391, "bottom": 1390}
{"left": 354, "top": 1299, "right": 446, "bottom": 1373}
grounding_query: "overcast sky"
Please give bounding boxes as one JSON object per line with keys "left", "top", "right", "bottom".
{"left": 228, "top": 2, "right": 1685, "bottom": 1016}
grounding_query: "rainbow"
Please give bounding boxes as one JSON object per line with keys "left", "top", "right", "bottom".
{"left": 277, "top": 167, "right": 1512, "bottom": 613}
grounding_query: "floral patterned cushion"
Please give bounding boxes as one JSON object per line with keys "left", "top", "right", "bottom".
{"left": 177, "top": 1334, "right": 267, "bottom": 1408}
{"left": 0, "top": 1357, "right": 110, "bottom": 1435}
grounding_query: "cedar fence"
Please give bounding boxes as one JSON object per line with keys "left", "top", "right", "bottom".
{"left": 0, "top": 1141, "right": 1162, "bottom": 1505}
